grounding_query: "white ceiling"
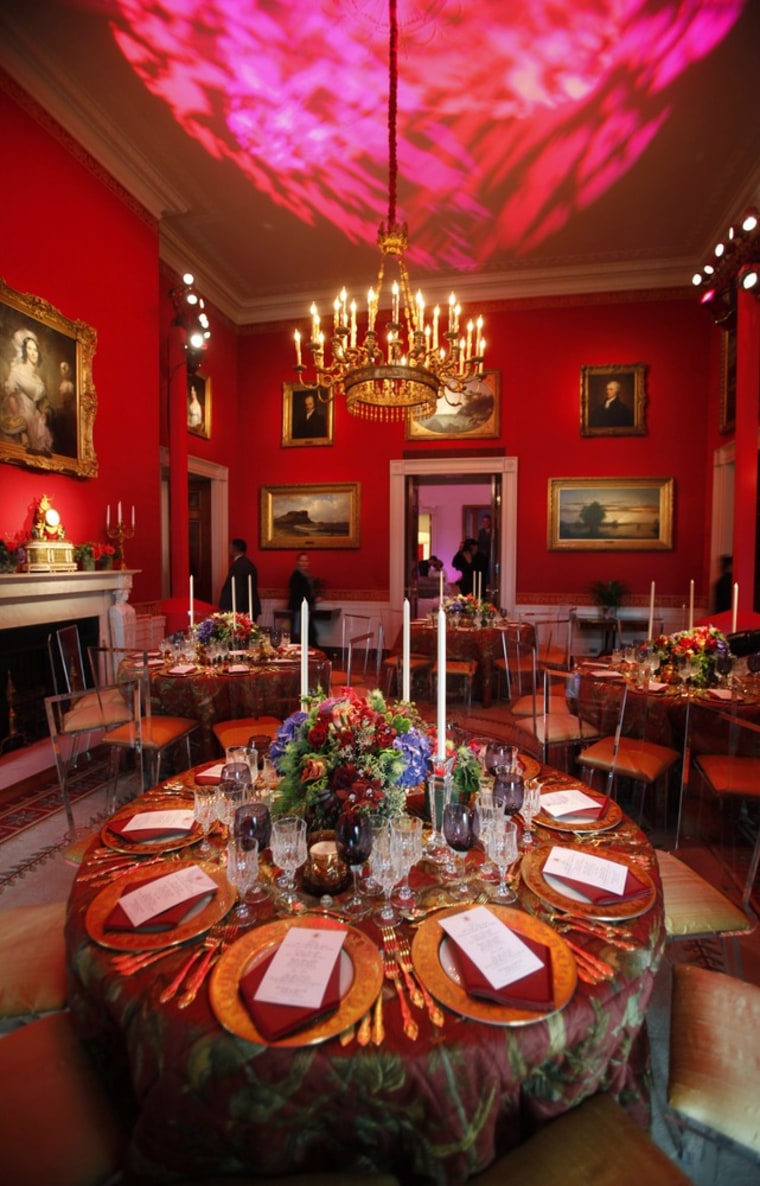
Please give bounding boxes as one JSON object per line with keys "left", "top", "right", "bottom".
{"left": 1, "top": 0, "right": 759, "bottom": 326}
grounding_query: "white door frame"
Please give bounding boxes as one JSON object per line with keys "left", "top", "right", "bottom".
{"left": 389, "top": 457, "right": 518, "bottom": 612}
{"left": 160, "top": 448, "right": 229, "bottom": 600}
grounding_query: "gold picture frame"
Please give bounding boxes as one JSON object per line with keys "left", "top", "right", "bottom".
{"left": 405, "top": 369, "right": 500, "bottom": 441}
{"left": 0, "top": 276, "right": 98, "bottom": 477}
{"left": 548, "top": 477, "right": 673, "bottom": 551}
{"left": 282, "top": 382, "right": 334, "bottom": 447}
{"left": 187, "top": 370, "right": 211, "bottom": 438}
{"left": 580, "top": 362, "right": 647, "bottom": 437}
{"left": 260, "top": 482, "right": 360, "bottom": 549}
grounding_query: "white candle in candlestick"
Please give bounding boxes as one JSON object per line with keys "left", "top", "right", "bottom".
{"left": 688, "top": 579, "right": 694, "bottom": 631}
{"left": 231, "top": 575, "right": 236, "bottom": 619}
{"left": 439, "top": 568, "right": 444, "bottom": 608}
{"left": 732, "top": 582, "right": 739, "bottom": 635}
{"left": 648, "top": 581, "right": 655, "bottom": 639}
{"left": 402, "top": 598, "right": 411, "bottom": 702}
{"left": 106, "top": 505, "right": 110, "bottom": 529}
{"left": 131, "top": 505, "right": 135, "bottom": 528}
{"left": 436, "top": 608, "right": 446, "bottom": 762}
{"left": 189, "top": 575, "right": 194, "bottom": 630}
{"left": 301, "top": 599, "right": 309, "bottom": 698}
{"left": 117, "top": 500, "right": 122, "bottom": 525}
{"left": 248, "top": 575, "right": 253, "bottom": 619}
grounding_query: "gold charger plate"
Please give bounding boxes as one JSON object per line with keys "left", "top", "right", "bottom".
{"left": 84, "top": 858, "right": 235, "bottom": 951}
{"left": 411, "top": 903, "right": 576, "bottom": 1026}
{"left": 210, "top": 915, "right": 383, "bottom": 1047}
{"left": 517, "top": 753, "right": 541, "bottom": 781}
{"left": 534, "top": 785, "right": 623, "bottom": 834}
{"left": 100, "top": 799, "right": 202, "bottom": 855}
{"left": 521, "top": 843, "right": 656, "bottom": 921}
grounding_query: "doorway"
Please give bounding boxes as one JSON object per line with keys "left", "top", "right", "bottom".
{"left": 160, "top": 449, "right": 229, "bottom": 601}
{"left": 189, "top": 477, "right": 212, "bottom": 603}
{"left": 389, "top": 457, "right": 518, "bottom": 612}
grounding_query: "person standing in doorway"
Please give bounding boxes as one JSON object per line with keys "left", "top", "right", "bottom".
{"left": 288, "top": 551, "right": 319, "bottom": 647}
{"left": 477, "top": 513, "right": 492, "bottom": 588}
{"left": 219, "top": 538, "right": 261, "bottom": 620}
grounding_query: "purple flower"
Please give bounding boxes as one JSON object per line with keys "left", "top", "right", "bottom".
{"left": 393, "top": 727, "right": 432, "bottom": 787}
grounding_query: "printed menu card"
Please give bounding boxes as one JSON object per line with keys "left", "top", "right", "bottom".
{"left": 110, "top": 810, "right": 195, "bottom": 840}
{"left": 543, "top": 846, "right": 648, "bottom": 904}
{"left": 107, "top": 865, "right": 217, "bottom": 931}
{"left": 540, "top": 789, "right": 607, "bottom": 820}
{"left": 440, "top": 906, "right": 553, "bottom": 1009}
{"left": 240, "top": 926, "right": 347, "bottom": 1039}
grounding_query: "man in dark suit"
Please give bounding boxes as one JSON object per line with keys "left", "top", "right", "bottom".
{"left": 594, "top": 380, "right": 634, "bottom": 427}
{"left": 219, "top": 538, "right": 261, "bottom": 619}
{"left": 292, "top": 392, "right": 327, "bottom": 438}
{"left": 288, "top": 551, "right": 319, "bottom": 646}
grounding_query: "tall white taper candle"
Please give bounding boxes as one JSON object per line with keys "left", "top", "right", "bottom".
{"left": 436, "top": 607, "right": 446, "bottom": 761}
{"left": 647, "top": 581, "right": 655, "bottom": 639}
{"left": 301, "top": 598, "right": 309, "bottom": 697}
{"left": 402, "top": 598, "right": 411, "bottom": 702}
{"left": 732, "top": 582, "right": 739, "bottom": 635}
{"left": 189, "top": 575, "right": 194, "bottom": 630}
{"left": 688, "top": 579, "right": 694, "bottom": 631}
{"left": 439, "top": 568, "right": 444, "bottom": 609}
{"left": 248, "top": 575, "right": 253, "bottom": 619}
{"left": 231, "top": 574, "right": 237, "bottom": 619}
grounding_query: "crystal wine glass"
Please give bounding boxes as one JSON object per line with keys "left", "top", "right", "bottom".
{"left": 227, "top": 835, "right": 260, "bottom": 921}
{"left": 486, "top": 815, "right": 519, "bottom": 902}
{"left": 472, "top": 790, "right": 499, "bottom": 878}
{"left": 442, "top": 801, "right": 475, "bottom": 898}
{"left": 390, "top": 815, "right": 423, "bottom": 906}
{"left": 519, "top": 779, "right": 541, "bottom": 847}
{"left": 270, "top": 815, "right": 308, "bottom": 913}
{"left": 334, "top": 811, "right": 373, "bottom": 918}
{"left": 233, "top": 802, "right": 272, "bottom": 902}
{"left": 193, "top": 786, "right": 217, "bottom": 855}
{"left": 372, "top": 824, "right": 402, "bottom": 926}
{"left": 484, "top": 742, "right": 518, "bottom": 779}
{"left": 492, "top": 766, "right": 524, "bottom": 820}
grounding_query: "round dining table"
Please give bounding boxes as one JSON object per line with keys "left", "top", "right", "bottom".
{"left": 400, "top": 622, "right": 534, "bottom": 709}
{"left": 64, "top": 759, "right": 665, "bottom": 1186}
{"left": 147, "top": 650, "right": 330, "bottom": 761}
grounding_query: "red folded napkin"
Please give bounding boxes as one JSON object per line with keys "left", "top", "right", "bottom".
{"left": 446, "top": 931, "right": 554, "bottom": 1011}
{"left": 551, "top": 865, "right": 649, "bottom": 905}
{"left": 105, "top": 872, "right": 215, "bottom": 932}
{"left": 108, "top": 815, "right": 194, "bottom": 842}
{"left": 239, "top": 947, "right": 342, "bottom": 1040}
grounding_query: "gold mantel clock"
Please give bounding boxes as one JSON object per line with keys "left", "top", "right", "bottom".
{"left": 21, "top": 495, "right": 77, "bottom": 573}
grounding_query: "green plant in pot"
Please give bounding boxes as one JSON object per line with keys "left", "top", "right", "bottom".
{"left": 590, "top": 579, "right": 628, "bottom": 617}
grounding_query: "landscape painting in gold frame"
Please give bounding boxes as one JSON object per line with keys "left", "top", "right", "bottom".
{"left": 405, "top": 370, "right": 500, "bottom": 441}
{"left": 260, "top": 483, "right": 360, "bottom": 549}
{"left": 548, "top": 477, "right": 673, "bottom": 552}
{"left": 0, "top": 276, "right": 97, "bottom": 478}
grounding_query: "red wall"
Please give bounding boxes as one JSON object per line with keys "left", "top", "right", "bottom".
{"left": 0, "top": 81, "right": 162, "bottom": 603}
{"left": 0, "top": 74, "right": 723, "bottom": 613}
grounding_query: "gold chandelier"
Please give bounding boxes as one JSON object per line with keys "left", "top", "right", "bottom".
{"left": 292, "top": 0, "right": 485, "bottom": 423}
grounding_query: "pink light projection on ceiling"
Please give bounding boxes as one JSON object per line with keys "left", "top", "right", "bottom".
{"left": 109, "top": 0, "right": 745, "bottom": 271}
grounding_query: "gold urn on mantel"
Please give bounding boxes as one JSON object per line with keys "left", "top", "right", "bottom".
{"left": 20, "top": 495, "right": 77, "bottom": 573}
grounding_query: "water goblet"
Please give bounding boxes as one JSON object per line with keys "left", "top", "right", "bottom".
{"left": 493, "top": 766, "right": 524, "bottom": 819}
{"left": 227, "top": 835, "right": 260, "bottom": 922}
{"left": 233, "top": 802, "right": 271, "bottom": 902}
{"left": 225, "top": 745, "right": 249, "bottom": 769}
{"left": 472, "top": 790, "right": 499, "bottom": 878}
{"left": 390, "top": 815, "right": 423, "bottom": 906}
{"left": 520, "top": 779, "right": 541, "bottom": 847}
{"left": 484, "top": 742, "right": 518, "bottom": 779}
{"left": 270, "top": 815, "right": 308, "bottom": 913}
{"left": 442, "top": 801, "right": 475, "bottom": 898}
{"left": 372, "top": 824, "right": 402, "bottom": 925}
{"left": 486, "top": 816, "right": 519, "bottom": 902}
{"left": 218, "top": 774, "right": 251, "bottom": 830}
{"left": 334, "top": 811, "right": 373, "bottom": 918}
{"left": 193, "top": 785, "right": 217, "bottom": 855}
{"left": 360, "top": 823, "right": 390, "bottom": 897}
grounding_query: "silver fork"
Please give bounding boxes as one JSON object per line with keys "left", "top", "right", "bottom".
{"left": 177, "top": 923, "right": 237, "bottom": 1009}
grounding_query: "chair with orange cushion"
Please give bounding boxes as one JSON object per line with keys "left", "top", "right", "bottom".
{"left": 212, "top": 714, "right": 282, "bottom": 754}
{"left": 432, "top": 657, "right": 478, "bottom": 707}
{"left": 0, "top": 902, "right": 68, "bottom": 1024}
{"left": 89, "top": 645, "right": 198, "bottom": 794}
{"left": 0, "top": 1010, "right": 129, "bottom": 1186}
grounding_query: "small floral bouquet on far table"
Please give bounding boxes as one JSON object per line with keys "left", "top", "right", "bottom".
{"left": 444, "top": 593, "right": 497, "bottom": 624}
{"left": 655, "top": 624, "right": 729, "bottom": 687}
{"left": 193, "top": 611, "right": 261, "bottom": 648}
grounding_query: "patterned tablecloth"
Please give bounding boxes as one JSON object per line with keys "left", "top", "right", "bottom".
{"left": 65, "top": 763, "right": 665, "bottom": 1185}
{"left": 148, "top": 653, "right": 330, "bottom": 760}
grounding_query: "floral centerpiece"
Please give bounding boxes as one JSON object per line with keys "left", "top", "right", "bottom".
{"left": 654, "top": 624, "right": 729, "bottom": 687}
{"left": 269, "top": 688, "right": 482, "bottom": 830}
{"left": 444, "top": 593, "right": 497, "bottom": 624}
{"left": 193, "top": 611, "right": 261, "bottom": 648}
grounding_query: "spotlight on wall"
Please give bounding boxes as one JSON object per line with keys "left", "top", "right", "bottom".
{"left": 170, "top": 272, "right": 211, "bottom": 372}
{"left": 739, "top": 266, "right": 760, "bottom": 298}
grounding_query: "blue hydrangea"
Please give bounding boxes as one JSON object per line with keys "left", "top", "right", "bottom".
{"left": 393, "top": 727, "right": 432, "bottom": 788}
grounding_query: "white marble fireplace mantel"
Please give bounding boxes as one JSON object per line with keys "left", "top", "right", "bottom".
{"left": 0, "top": 569, "right": 139, "bottom": 644}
